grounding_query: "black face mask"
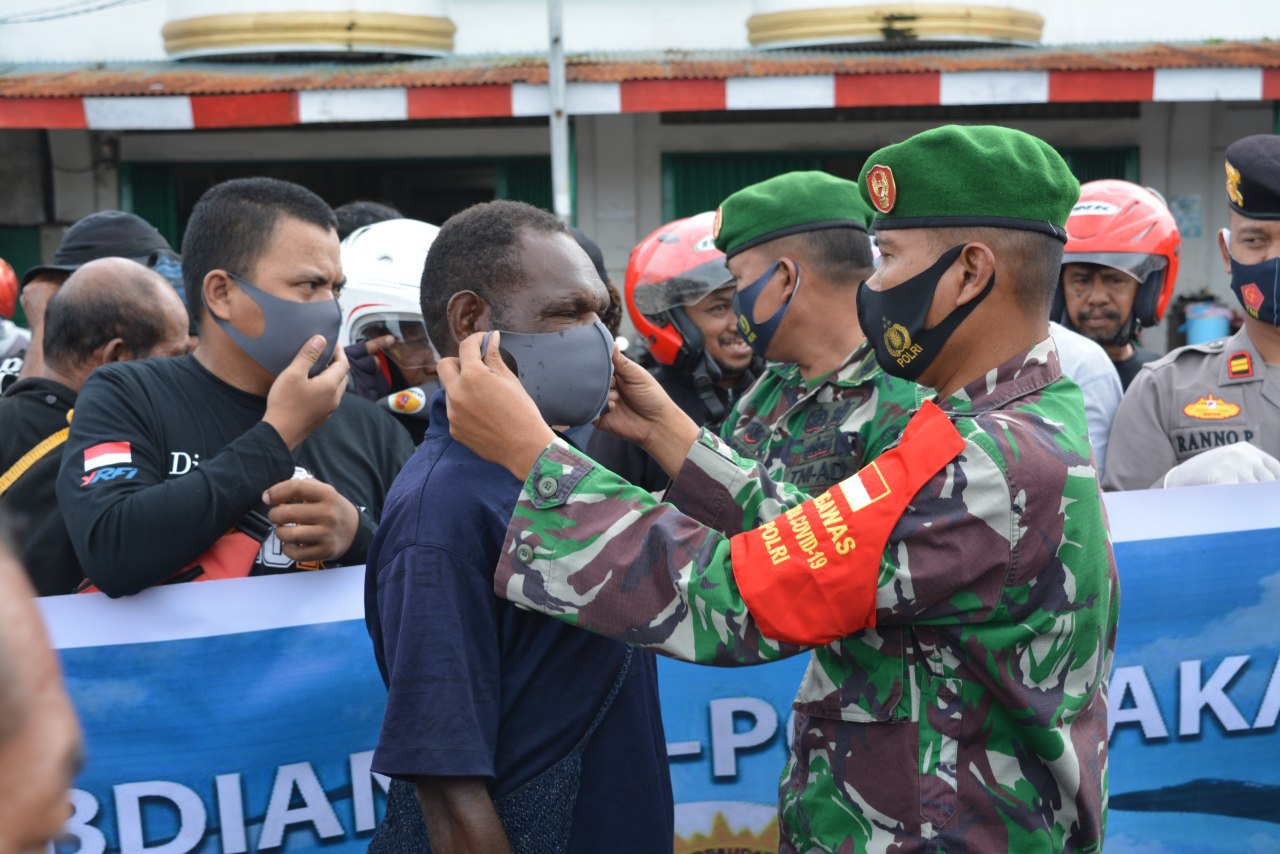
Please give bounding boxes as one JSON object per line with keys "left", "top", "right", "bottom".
{"left": 855, "top": 244, "right": 995, "bottom": 382}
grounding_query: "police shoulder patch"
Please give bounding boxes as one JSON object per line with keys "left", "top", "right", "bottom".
{"left": 1228, "top": 350, "right": 1254, "bottom": 379}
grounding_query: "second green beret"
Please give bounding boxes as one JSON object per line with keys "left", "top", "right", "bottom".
{"left": 713, "top": 171, "right": 872, "bottom": 259}
{"left": 858, "top": 125, "right": 1080, "bottom": 242}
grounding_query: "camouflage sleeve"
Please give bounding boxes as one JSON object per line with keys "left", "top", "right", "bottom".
{"left": 662, "top": 428, "right": 816, "bottom": 533}
{"left": 494, "top": 439, "right": 808, "bottom": 666}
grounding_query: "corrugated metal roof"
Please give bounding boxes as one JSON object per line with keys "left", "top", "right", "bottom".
{"left": 0, "top": 41, "right": 1277, "bottom": 98}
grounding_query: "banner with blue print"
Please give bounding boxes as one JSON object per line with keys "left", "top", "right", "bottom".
{"left": 39, "top": 482, "right": 1280, "bottom": 853}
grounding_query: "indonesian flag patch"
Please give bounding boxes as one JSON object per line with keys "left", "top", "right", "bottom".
{"left": 729, "top": 401, "right": 965, "bottom": 646}
{"left": 83, "top": 441, "right": 132, "bottom": 471}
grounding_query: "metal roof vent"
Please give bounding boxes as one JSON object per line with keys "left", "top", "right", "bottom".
{"left": 748, "top": 3, "right": 1044, "bottom": 50}
{"left": 163, "top": 2, "right": 456, "bottom": 61}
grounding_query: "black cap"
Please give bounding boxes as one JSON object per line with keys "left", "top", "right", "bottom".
{"left": 21, "top": 210, "right": 177, "bottom": 288}
{"left": 569, "top": 226, "right": 609, "bottom": 285}
{"left": 1224, "top": 135, "right": 1280, "bottom": 221}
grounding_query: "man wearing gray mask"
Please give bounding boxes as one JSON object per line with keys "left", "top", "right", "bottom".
{"left": 56, "top": 178, "right": 413, "bottom": 596}
{"left": 364, "top": 200, "right": 672, "bottom": 853}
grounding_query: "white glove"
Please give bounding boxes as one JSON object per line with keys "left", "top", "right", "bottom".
{"left": 1162, "top": 442, "right": 1280, "bottom": 488}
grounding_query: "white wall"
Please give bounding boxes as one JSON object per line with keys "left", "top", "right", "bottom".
{"left": 0, "top": 0, "right": 1277, "bottom": 63}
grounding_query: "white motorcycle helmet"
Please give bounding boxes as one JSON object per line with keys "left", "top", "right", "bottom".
{"left": 339, "top": 218, "right": 440, "bottom": 387}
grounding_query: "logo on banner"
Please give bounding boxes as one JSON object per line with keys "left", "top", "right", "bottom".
{"left": 84, "top": 441, "right": 131, "bottom": 471}
{"left": 1182, "top": 394, "right": 1241, "bottom": 420}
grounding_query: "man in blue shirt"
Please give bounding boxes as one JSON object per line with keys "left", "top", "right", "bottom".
{"left": 365, "top": 200, "right": 673, "bottom": 853}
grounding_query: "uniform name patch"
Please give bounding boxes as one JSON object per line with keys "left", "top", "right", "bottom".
{"left": 729, "top": 401, "right": 965, "bottom": 646}
{"left": 1182, "top": 394, "right": 1241, "bottom": 421}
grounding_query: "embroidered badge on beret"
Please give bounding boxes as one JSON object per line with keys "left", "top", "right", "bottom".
{"left": 1226, "top": 160, "right": 1245, "bottom": 208}
{"left": 867, "top": 165, "right": 897, "bottom": 214}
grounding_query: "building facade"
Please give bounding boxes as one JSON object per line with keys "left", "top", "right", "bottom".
{"left": 0, "top": 1, "right": 1277, "bottom": 347}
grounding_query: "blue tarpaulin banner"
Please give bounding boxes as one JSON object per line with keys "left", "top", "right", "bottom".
{"left": 38, "top": 481, "right": 1280, "bottom": 853}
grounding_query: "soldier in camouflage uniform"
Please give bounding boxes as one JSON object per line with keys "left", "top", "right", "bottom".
{"left": 439, "top": 125, "right": 1119, "bottom": 852}
{"left": 709, "top": 171, "right": 917, "bottom": 497}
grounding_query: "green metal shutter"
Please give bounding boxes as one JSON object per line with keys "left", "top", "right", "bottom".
{"left": 1058, "top": 147, "right": 1140, "bottom": 184}
{"left": 118, "top": 163, "right": 180, "bottom": 247}
{"left": 496, "top": 158, "right": 554, "bottom": 213}
{"left": 663, "top": 153, "right": 826, "bottom": 221}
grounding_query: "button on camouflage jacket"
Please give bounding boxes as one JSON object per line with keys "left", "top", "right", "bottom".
{"left": 494, "top": 338, "right": 1119, "bottom": 853}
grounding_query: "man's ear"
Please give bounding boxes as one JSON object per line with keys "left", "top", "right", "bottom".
{"left": 777, "top": 258, "right": 800, "bottom": 300}
{"left": 202, "top": 271, "right": 234, "bottom": 322}
{"left": 954, "top": 242, "right": 997, "bottom": 306}
{"left": 447, "top": 291, "right": 493, "bottom": 347}
{"left": 96, "top": 338, "right": 128, "bottom": 365}
{"left": 1218, "top": 228, "right": 1232, "bottom": 276}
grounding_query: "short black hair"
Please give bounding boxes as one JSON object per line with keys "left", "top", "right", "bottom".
{"left": 181, "top": 177, "right": 336, "bottom": 318}
{"left": 776, "top": 227, "right": 875, "bottom": 283}
{"left": 421, "top": 200, "right": 568, "bottom": 356}
{"left": 335, "top": 200, "right": 402, "bottom": 241}
{"left": 43, "top": 265, "right": 169, "bottom": 370}
{"left": 928, "top": 227, "right": 1063, "bottom": 315}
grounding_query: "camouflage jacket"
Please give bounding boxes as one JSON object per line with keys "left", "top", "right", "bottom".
{"left": 495, "top": 339, "right": 1119, "bottom": 853}
{"left": 719, "top": 342, "right": 918, "bottom": 495}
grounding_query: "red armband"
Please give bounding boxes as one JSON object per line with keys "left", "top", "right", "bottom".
{"left": 729, "top": 401, "right": 965, "bottom": 645}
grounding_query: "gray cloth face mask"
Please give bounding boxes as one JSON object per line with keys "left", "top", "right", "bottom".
{"left": 480, "top": 321, "right": 614, "bottom": 428}
{"left": 208, "top": 273, "right": 342, "bottom": 378}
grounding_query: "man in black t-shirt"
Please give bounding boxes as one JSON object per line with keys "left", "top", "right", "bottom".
{"left": 0, "top": 258, "right": 190, "bottom": 595}
{"left": 57, "top": 178, "right": 413, "bottom": 597}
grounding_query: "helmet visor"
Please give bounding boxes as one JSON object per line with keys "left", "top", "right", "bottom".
{"left": 1061, "top": 252, "right": 1167, "bottom": 284}
{"left": 631, "top": 257, "right": 733, "bottom": 316}
{"left": 353, "top": 313, "right": 437, "bottom": 369}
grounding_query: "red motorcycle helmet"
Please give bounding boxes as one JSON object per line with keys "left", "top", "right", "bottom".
{"left": 1054, "top": 179, "right": 1181, "bottom": 332}
{"left": 625, "top": 211, "right": 733, "bottom": 370}
{"left": 0, "top": 258, "right": 16, "bottom": 319}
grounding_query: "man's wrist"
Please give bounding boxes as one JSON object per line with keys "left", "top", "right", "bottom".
{"left": 503, "top": 427, "right": 557, "bottom": 481}
{"left": 641, "top": 405, "right": 700, "bottom": 479}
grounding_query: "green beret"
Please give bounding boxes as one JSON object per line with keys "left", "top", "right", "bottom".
{"left": 1225, "top": 134, "right": 1280, "bottom": 220}
{"left": 713, "top": 171, "right": 872, "bottom": 259}
{"left": 858, "top": 125, "right": 1080, "bottom": 242}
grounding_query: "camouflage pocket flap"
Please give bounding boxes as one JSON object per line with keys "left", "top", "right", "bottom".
{"left": 792, "top": 627, "right": 910, "bottom": 723}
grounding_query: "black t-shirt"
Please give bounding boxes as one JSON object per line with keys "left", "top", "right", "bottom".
{"left": 1115, "top": 346, "right": 1161, "bottom": 390}
{"left": 56, "top": 354, "right": 413, "bottom": 597}
{"left": 366, "top": 393, "right": 673, "bottom": 852}
{"left": 0, "top": 377, "right": 81, "bottom": 595}
{"left": 587, "top": 364, "right": 754, "bottom": 492}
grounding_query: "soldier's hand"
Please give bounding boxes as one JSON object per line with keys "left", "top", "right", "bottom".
{"left": 1162, "top": 442, "right": 1280, "bottom": 488}
{"left": 263, "top": 335, "right": 348, "bottom": 450}
{"left": 596, "top": 347, "right": 699, "bottom": 478}
{"left": 437, "top": 331, "right": 556, "bottom": 480}
{"left": 263, "top": 476, "right": 360, "bottom": 563}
